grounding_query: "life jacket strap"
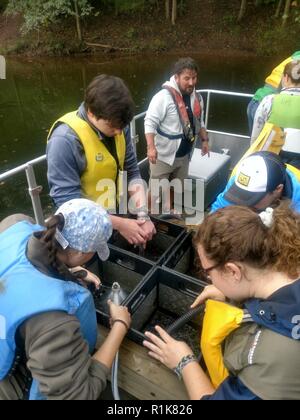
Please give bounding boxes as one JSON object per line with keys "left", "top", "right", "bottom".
{"left": 157, "top": 127, "right": 183, "bottom": 140}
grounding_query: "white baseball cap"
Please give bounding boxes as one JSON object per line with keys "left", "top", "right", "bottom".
{"left": 225, "top": 152, "right": 286, "bottom": 207}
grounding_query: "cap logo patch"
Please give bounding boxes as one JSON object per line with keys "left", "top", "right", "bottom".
{"left": 96, "top": 153, "right": 104, "bottom": 162}
{"left": 237, "top": 172, "right": 250, "bottom": 187}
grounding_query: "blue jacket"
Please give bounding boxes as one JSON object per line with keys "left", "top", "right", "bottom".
{"left": 203, "top": 279, "right": 300, "bottom": 400}
{"left": 211, "top": 167, "right": 300, "bottom": 213}
{"left": 0, "top": 221, "right": 98, "bottom": 400}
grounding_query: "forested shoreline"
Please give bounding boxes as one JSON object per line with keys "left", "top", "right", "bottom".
{"left": 0, "top": 0, "right": 299, "bottom": 57}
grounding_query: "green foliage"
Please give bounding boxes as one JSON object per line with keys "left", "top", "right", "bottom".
{"left": 256, "top": 22, "right": 299, "bottom": 55}
{"left": 5, "top": 0, "right": 94, "bottom": 32}
{"left": 125, "top": 27, "right": 138, "bottom": 40}
{"left": 152, "top": 38, "right": 167, "bottom": 52}
{"left": 2, "top": 39, "right": 30, "bottom": 54}
{"left": 97, "top": 0, "right": 158, "bottom": 15}
{"left": 0, "top": 0, "right": 8, "bottom": 13}
{"left": 261, "top": 0, "right": 279, "bottom": 4}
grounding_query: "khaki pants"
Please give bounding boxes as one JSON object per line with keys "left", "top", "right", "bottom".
{"left": 149, "top": 155, "right": 189, "bottom": 212}
{"left": 149, "top": 155, "right": 189, "bottom": 183}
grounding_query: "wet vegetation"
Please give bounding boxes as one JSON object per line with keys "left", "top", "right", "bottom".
{"left": 0, "top": 0, "right": 299, "bottom": 56}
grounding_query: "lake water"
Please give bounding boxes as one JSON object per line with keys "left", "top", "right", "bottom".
{"left": 0, "top": 53, "right": 282, "bottom": 219}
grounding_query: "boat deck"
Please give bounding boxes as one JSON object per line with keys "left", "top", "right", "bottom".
{"left": 97, "top": 326, "right": 188, "bottom": 400}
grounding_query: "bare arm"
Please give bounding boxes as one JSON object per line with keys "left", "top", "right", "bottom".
{"left": 199, "top": 128, "right": 209, "bottom": 156}
{"left": 181, "top": 362, "right": 215, "bottom": 400}
{"left": 146, "top": 133, "right": 158, "bottom": 164}
{"left": 93, "top": 323, "right": 126, "bottom": 369}
{"left": 92, "top": 300, "right": 131, "bottom": 369}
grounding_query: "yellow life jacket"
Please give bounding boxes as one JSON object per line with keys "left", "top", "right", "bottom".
{"left": 48, "top": 112, "right": 126, "bottom": 210}
{"left": 200, "top": 300, "right": 246, "bottom": 388}
{"left": 265, "top": 56, "right": 293, "bottom": 89}
{"left": 231, "top": 123, "right": 285, "bottom": 178}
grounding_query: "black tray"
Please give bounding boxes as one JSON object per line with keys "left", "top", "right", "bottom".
{"left": 84, "top": 248, "right": 153, "bottom": 327}
{"left": 125, "top": 267, "right": 207, "bottom": 355}
{"left": 109, "top": 216, "right": 186, "bottom": 265}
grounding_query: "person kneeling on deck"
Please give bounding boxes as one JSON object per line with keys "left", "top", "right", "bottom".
{"left": 144, "top": 204, "right": 300, "bottom": 400}
{"left": 0, "top": 199, "right": 131, "bottom": 400}
{"left": 144, "top": 57, "right": 209, "bottom": 214}
{"left": 47, "top": 74, "right": 155, "bottom": 247}
{"left": 211, "top": 151, "right": 300, "bottom": 213}
{"left": 251, "top": 60, "right": 300, "bottom": 169}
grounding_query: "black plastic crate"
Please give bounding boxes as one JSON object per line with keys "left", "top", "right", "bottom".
{"left": 164, "top": 232, "right": 209, "bottom": 283}
{"left": 126, "top": 267, "right": 207, "bottom": 355}
{"left": 109, "top": 217, "right": 186, "bottom": 265}
{"left": 84, "top": 248, "right": 153, "bottom": 327}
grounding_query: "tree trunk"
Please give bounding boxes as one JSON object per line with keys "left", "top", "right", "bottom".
{"left": 0, "top": 55, "right": 6, "bottom": 80}
{"left": 275, "top": 0, "right": 284, "bottom": 18}
{"left": 237, "top": 0, "right": 247, "bottom": 22}
{"left": 282, "top": 0, "right": 291, "bottom": 26}
{"left": 165, "top": 0, "right": 170, "bottom": 20}
{"left": 172, "top": 0, "right": 177, "bottom": 25}
{"left": 74, "top": 0, "right": 83, "bottom": 42}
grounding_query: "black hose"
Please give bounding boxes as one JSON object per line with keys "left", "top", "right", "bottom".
{"left": 166, "top": 304, "right": 205, "bottom": 363}
{"left": 166, "top": 304, "right": 204, "bottom": 335}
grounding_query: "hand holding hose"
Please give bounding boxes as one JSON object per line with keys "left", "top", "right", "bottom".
{"left": 108, "top": 300, "right": 131, "bottom": 332}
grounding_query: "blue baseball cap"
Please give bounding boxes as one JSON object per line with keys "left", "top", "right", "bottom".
{"left": 55, "top": 198, "right": 113, "bottom": 261}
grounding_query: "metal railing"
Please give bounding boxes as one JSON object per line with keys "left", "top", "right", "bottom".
{"left": 0, "top": 155, "right": 46, "bottom": 225}
{"left": 0, "top": 89, "right": 253, "bottom": 222}
{"left": 130, "top": 89, "right": 253, "bottom": 150}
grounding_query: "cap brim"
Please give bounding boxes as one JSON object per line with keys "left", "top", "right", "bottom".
{"left": 224, "top": 184, "right": 267, "bottom": 207}
{"left": 97, "top": 243, "right": 110, "bottom": 261}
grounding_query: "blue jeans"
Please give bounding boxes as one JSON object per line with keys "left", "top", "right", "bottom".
{"left": 247, "top": 99, "right": 260, "bottom": 135}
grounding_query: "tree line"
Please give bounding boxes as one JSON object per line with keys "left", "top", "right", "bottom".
{"left": 1, "top": 0, "right": 299, "bottom": 42}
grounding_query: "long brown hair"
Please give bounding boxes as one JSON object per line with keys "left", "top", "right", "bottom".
{"left": 194, "top": 203, "right": 300, "bottom": 279}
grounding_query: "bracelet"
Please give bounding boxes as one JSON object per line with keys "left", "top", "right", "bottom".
{"left": 111, "top": 319, "right": 129, "bottom": 331}
{"left": 173, "top": 354, "right": 197, "bottom": 380}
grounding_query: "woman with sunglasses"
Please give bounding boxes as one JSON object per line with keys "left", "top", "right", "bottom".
{"left": 143, "top": 203, "right": 300, "bottom": 400}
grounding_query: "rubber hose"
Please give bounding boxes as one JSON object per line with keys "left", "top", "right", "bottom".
{"left": 166, "top": 304, "right": 204, "bottom": 335}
